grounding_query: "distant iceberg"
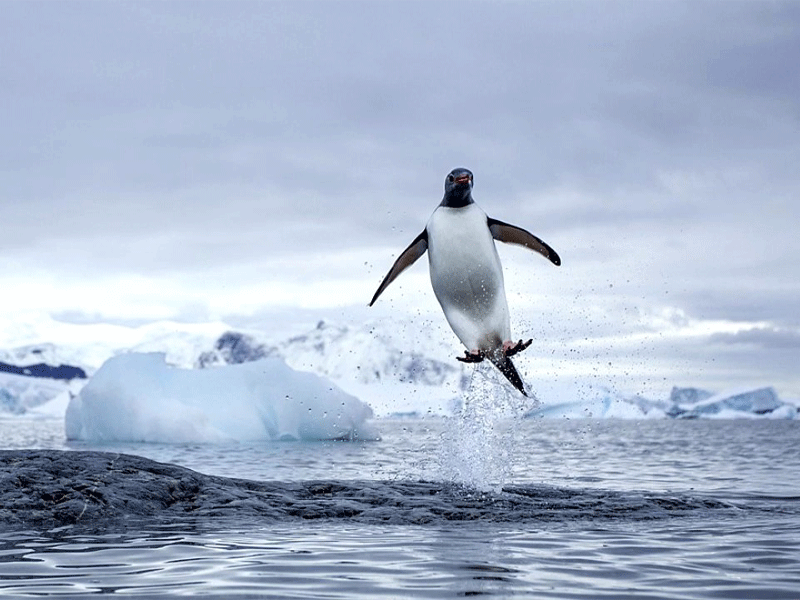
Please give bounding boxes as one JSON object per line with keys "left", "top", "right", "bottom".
{"left": 526, "top": 385, "right": 797, "bottom": 420}
{"left": 667, "top": 387, "right": 787, "bottom": 419}
{"left": 525, "top": 385, "right": 659, "bottom": 420}
{"left": 0, "top": 371, "right": 76, "bottom": 416}
{"left": 65, "top": 353, "right": 378, "bottom": 443}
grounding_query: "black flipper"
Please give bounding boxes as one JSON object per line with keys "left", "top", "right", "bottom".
{"left": 486, "top": 352, "right": 528, "bottom": 396}
{"left": 487, "top": 217, "right": 561, "bottom": 266}
{"left": 369, "top": 230, "right": 428, "bottom": 306}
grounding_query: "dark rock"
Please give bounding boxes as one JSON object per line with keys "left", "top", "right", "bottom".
{"left": 195, "top": 332, "right": 276, "bottom": 369}
{"left": 0, "top": 450, "right": 735, "bottom": 529}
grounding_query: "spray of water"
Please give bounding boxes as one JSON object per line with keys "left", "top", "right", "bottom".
{"left": 439, "top": 362, "right": 539, "bottom": 492}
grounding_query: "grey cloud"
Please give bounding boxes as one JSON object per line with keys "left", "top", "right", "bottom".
{"left": 1, "top": 0, "right": 799, "bottom": 392}
{"left": 709, "top": 326, "right": 800, "bottom": 350}
{"left": 678, "top": 282, "right": 800, "bottom": 330}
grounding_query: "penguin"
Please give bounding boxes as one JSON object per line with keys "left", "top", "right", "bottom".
{"left": 369, "top": 167, "right": 561, "bottom": 396}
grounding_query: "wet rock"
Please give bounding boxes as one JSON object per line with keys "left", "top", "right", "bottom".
{"left": 0, "top": 450, "right": 734, "bottom": 529}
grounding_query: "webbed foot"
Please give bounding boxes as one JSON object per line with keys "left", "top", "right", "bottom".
{"left": 503, "top": 339, "right": 532, "bottom": 357}
{"left": 456, "top": 350, "right": 485, "bottom": 363}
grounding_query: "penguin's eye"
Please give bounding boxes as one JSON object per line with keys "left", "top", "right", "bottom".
{"left": 448, "top": 175, "right": 455, "bottom": 183}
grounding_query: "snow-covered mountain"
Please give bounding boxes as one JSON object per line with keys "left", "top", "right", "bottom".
{"left": 0, "top": 344, "right": 87, "bottom": 380}
{"left": 0, "top": 318, "right": 471, "bottom": 418}
{"left": 197, "top": 321, "right": 470, "bottom": 390}
{"left": 0, "top": 318, "right": 797, "bottom": 420}
{"left": 0, "top": 321, "right": 232, "bottom": 419}
{"left": 0, "top": 321, "right": 231, "bottom": 374}
{"left": 193, "top": 324, "right": 799, "bottom": 420}
{"left": 194, "top": 320, "right": 471, "bottom": 417}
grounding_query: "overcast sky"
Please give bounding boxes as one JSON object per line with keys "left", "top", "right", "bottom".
{"left": 2, "top": 1, "right": 799, "bottom": 398}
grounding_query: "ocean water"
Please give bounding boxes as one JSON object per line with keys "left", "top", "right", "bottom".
{"left": 1, "top": 416, "right": 798, "bottom": 599}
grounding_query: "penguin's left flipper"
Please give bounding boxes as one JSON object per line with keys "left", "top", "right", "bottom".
{"left": 504, "top": 339, "right": 533, "bottom": 357}
{"left": 487, "top": 217, "right": 561, "bottom": 266}
{"left": 369, "top": 230, "right": 428, "bottom": 306}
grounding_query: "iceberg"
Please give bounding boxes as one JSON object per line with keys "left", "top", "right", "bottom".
{"left": 0, "top": 372, "right": 75, "bottom": 416}
{"left": 673, "top": 387, "right": 787, "bottom": 419}
{"left": 669, "top": 386, "right": 713, "bottom": 406}
{"left": 524, "top": 384, "right": 797, "bottom": 420}
{"left": 524, "top": 385, "right": 662, "bottom": 420}
{"left": 65, "top": 353, "right": 378, "bottom": 443}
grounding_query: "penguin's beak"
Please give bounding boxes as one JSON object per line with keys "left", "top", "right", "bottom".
{"left": 454, "top": 175, "right": 471, "bottom": 185}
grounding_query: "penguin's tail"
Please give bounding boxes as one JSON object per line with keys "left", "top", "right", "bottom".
{"left": 487, "top": 351, "right": 528, "bottom": 396}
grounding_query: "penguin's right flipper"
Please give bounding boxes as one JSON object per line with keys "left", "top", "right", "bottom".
{"left": 369, "top": 230, "right": 428, "bottom": 306}
{"left": 487, "top": 353, "right": 528, "bottom": 396}
{"left": 487, "top": 217, "right": 561, "bottom": 266}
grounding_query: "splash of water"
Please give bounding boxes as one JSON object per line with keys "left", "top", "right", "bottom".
{"left": 439, "top": 362, "right": 539, "bottom": 492}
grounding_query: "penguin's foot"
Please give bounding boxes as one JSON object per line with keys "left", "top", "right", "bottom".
{"left": 503, "top": 339, "right": 532, "bottom": 357}
{"left": 456, "top": 350, "right": 485, "bottom": 363}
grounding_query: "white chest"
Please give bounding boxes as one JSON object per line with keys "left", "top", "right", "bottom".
{"left": 424, "top": 204, "right": 510, "bottom": 348}
{"left": 426, "top": 204, "right": 499, "bottom": 280}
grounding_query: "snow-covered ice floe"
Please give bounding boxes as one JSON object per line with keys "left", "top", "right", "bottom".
{"left": 65, "top": 353, "right": 378, "bottom": 443}
{"left": 665, "top": 386, "right": 792, "bottom": 419}
{"left": 525, "top": 384, "right": 798, "bottom": 420}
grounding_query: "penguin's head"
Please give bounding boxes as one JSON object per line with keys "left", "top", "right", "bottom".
{"left": 441, "top": 168, "right": 474, "bottom": 207}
